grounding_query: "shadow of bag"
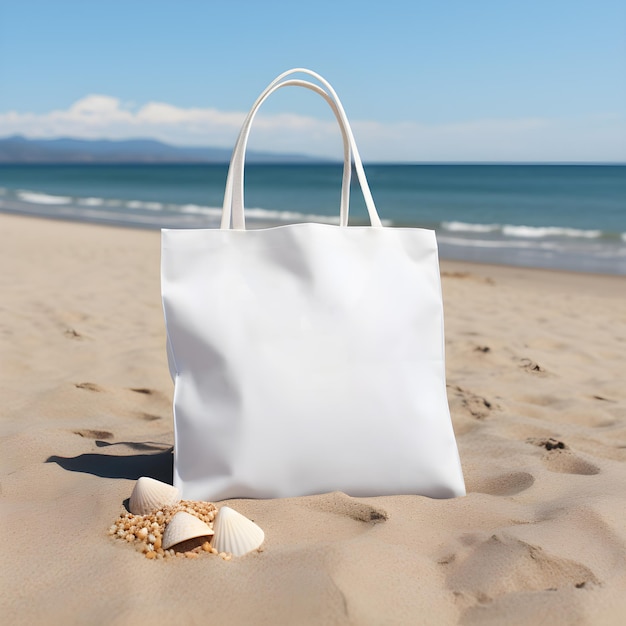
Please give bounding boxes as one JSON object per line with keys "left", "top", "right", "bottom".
{"left": 161, "top": 69, "right": 466, "bottom": 501}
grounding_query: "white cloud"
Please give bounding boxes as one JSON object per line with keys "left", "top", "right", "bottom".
{"left": 69, "top": 95, "right": 123, "bottom": 116}
{"left": 0, "top": 95, "right": 248, "bottom": 146}
{"left": 0, "top": 95, "right": 624, "bottom": 162}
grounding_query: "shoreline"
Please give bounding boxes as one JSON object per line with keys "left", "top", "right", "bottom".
{"left": 1, "top": 212, "right": 625, "bottom": 624}
{"left": 2, "top": 209, "right": 625, "bottom": 278}
{"left": 4, "top": 209, "right": 626, "bottom": 277}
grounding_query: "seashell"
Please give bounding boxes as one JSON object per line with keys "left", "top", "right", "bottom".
{"left": 211, "top": 506, "right": 264, "bottom": 557}
{"left": 129, "top": 476, "right": 181, "bottom": 515}
{"left": 162, "top": 511, "right": 214, "bottom": 550}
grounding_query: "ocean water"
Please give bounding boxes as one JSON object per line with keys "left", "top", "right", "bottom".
{"left": 0, "top": 163, "right": 624, "bottom": 274}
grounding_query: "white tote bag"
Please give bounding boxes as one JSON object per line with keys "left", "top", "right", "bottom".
{"left": 161, "top": 69, "right": 465, "bottom": 501}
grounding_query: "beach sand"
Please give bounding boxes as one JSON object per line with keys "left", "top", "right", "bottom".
{"left": 1, "top": 213, "right": 625, "bottom": 625}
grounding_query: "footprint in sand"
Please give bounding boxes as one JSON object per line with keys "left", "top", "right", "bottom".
{"left": 128, "top": 387, "right": 170, "bottom": 404}
{"left": 239, "top": 492, "right": 388, "bottom": 550}
{"left": 137, "top": 412, "right": 162, "bottom": 422}
{"left": 442, "top": 533, "right": 600, "bottom": 614}
{"left": 300, "top": 492, "right": 388, "bottom": 524}
{"left": 447, "top": 384, "right": 495, "bottom": 420}
{"left": 64, "top": 328, "right": 83, "bottom": 340}
{"left": 73, "top": 429, "right": 113, "bottom": 439}
{"left": 517, "top": 357, "right": 548, "bottom": 374}
{"left": 74, "top": 382, "right": 104, "bottom": 392}
{"left": 542, "top": 452, "right": 601, "bottom": 476}
{"left": 128, "top": 388, "right": 169, "bottom": 421}
{"left": 591, "top": 394, "right": 617, "bottom": 403}
{"left": 527, "top": 438, "right": 600, "bottom": 475}
{"left": 472, "top": 471, "right": 535, "bottom": 497}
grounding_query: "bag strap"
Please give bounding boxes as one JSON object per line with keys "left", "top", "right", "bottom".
{"left": 221, "top": 68, "right": 382, "bottom": 230}
{"left": 221, "top": 79, "right": 351, "bottom": 230}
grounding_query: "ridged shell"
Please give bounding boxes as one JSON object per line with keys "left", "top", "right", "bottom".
{"left": 212, "top": 506, "right": 264, "bottom": 557}
{"left": 129, "top": 476, "right": 181, "bottom": 515}
{"left": 162, "top": 511, "right": 214, "bottom": 550}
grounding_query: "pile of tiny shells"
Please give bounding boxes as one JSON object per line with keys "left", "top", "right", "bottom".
{"left": 109, "top": 499, "right": 232, "bottom": 561}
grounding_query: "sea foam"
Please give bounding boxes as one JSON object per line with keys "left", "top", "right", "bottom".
{"left": 17, "top": 191, "right": 72, "bottom": 205}
{"left": 502, "top": 225, "right": 602, "bottom": 239}
{"left": 442, "top": 220, "right": 603, "bottom": 239}
{"left": 78, "top": 197, "right": 106, "bottom": 206}
{"left": 442, "top": 221, "right": 499, "bottom": 233}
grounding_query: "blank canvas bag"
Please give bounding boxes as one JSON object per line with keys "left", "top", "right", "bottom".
{"left": 161, "top": 68, "right": 466, "bottom": 501}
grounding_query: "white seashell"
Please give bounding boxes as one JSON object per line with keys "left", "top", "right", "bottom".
{"left": 129, "top": 476, "right": 181, "bottom": 515}
{"left": 162, "top": 511, "right": 214, "bottom": 550}
{"left": 212, "top": 506, "right": 264, "bottom": 557}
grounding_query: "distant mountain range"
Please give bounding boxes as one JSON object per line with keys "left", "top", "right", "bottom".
{"left": 0, "top": 135, "right": 327, "bottom": 164}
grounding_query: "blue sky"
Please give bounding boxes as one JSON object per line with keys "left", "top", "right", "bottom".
{"left": 0, "top": 0, "right": 624, "bottom": 162}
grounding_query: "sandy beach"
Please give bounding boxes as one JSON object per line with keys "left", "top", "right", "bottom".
{"left": 1, "top": 212, "right": 625, "bottom": 625}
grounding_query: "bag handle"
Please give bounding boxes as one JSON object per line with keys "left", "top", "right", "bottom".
{"left": 221, "top": 68, "right": 382, "bottom": 230}
{"left": 221, "top": 79, "right": 352, "bottom": 230}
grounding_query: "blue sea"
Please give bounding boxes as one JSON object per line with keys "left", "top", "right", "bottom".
{"left": 0, "top": 163, "right": 624, "bottom": 274}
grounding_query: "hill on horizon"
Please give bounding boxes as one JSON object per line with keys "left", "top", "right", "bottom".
{"left": 0, "top": 135, "right": 328, "bottom": 164}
